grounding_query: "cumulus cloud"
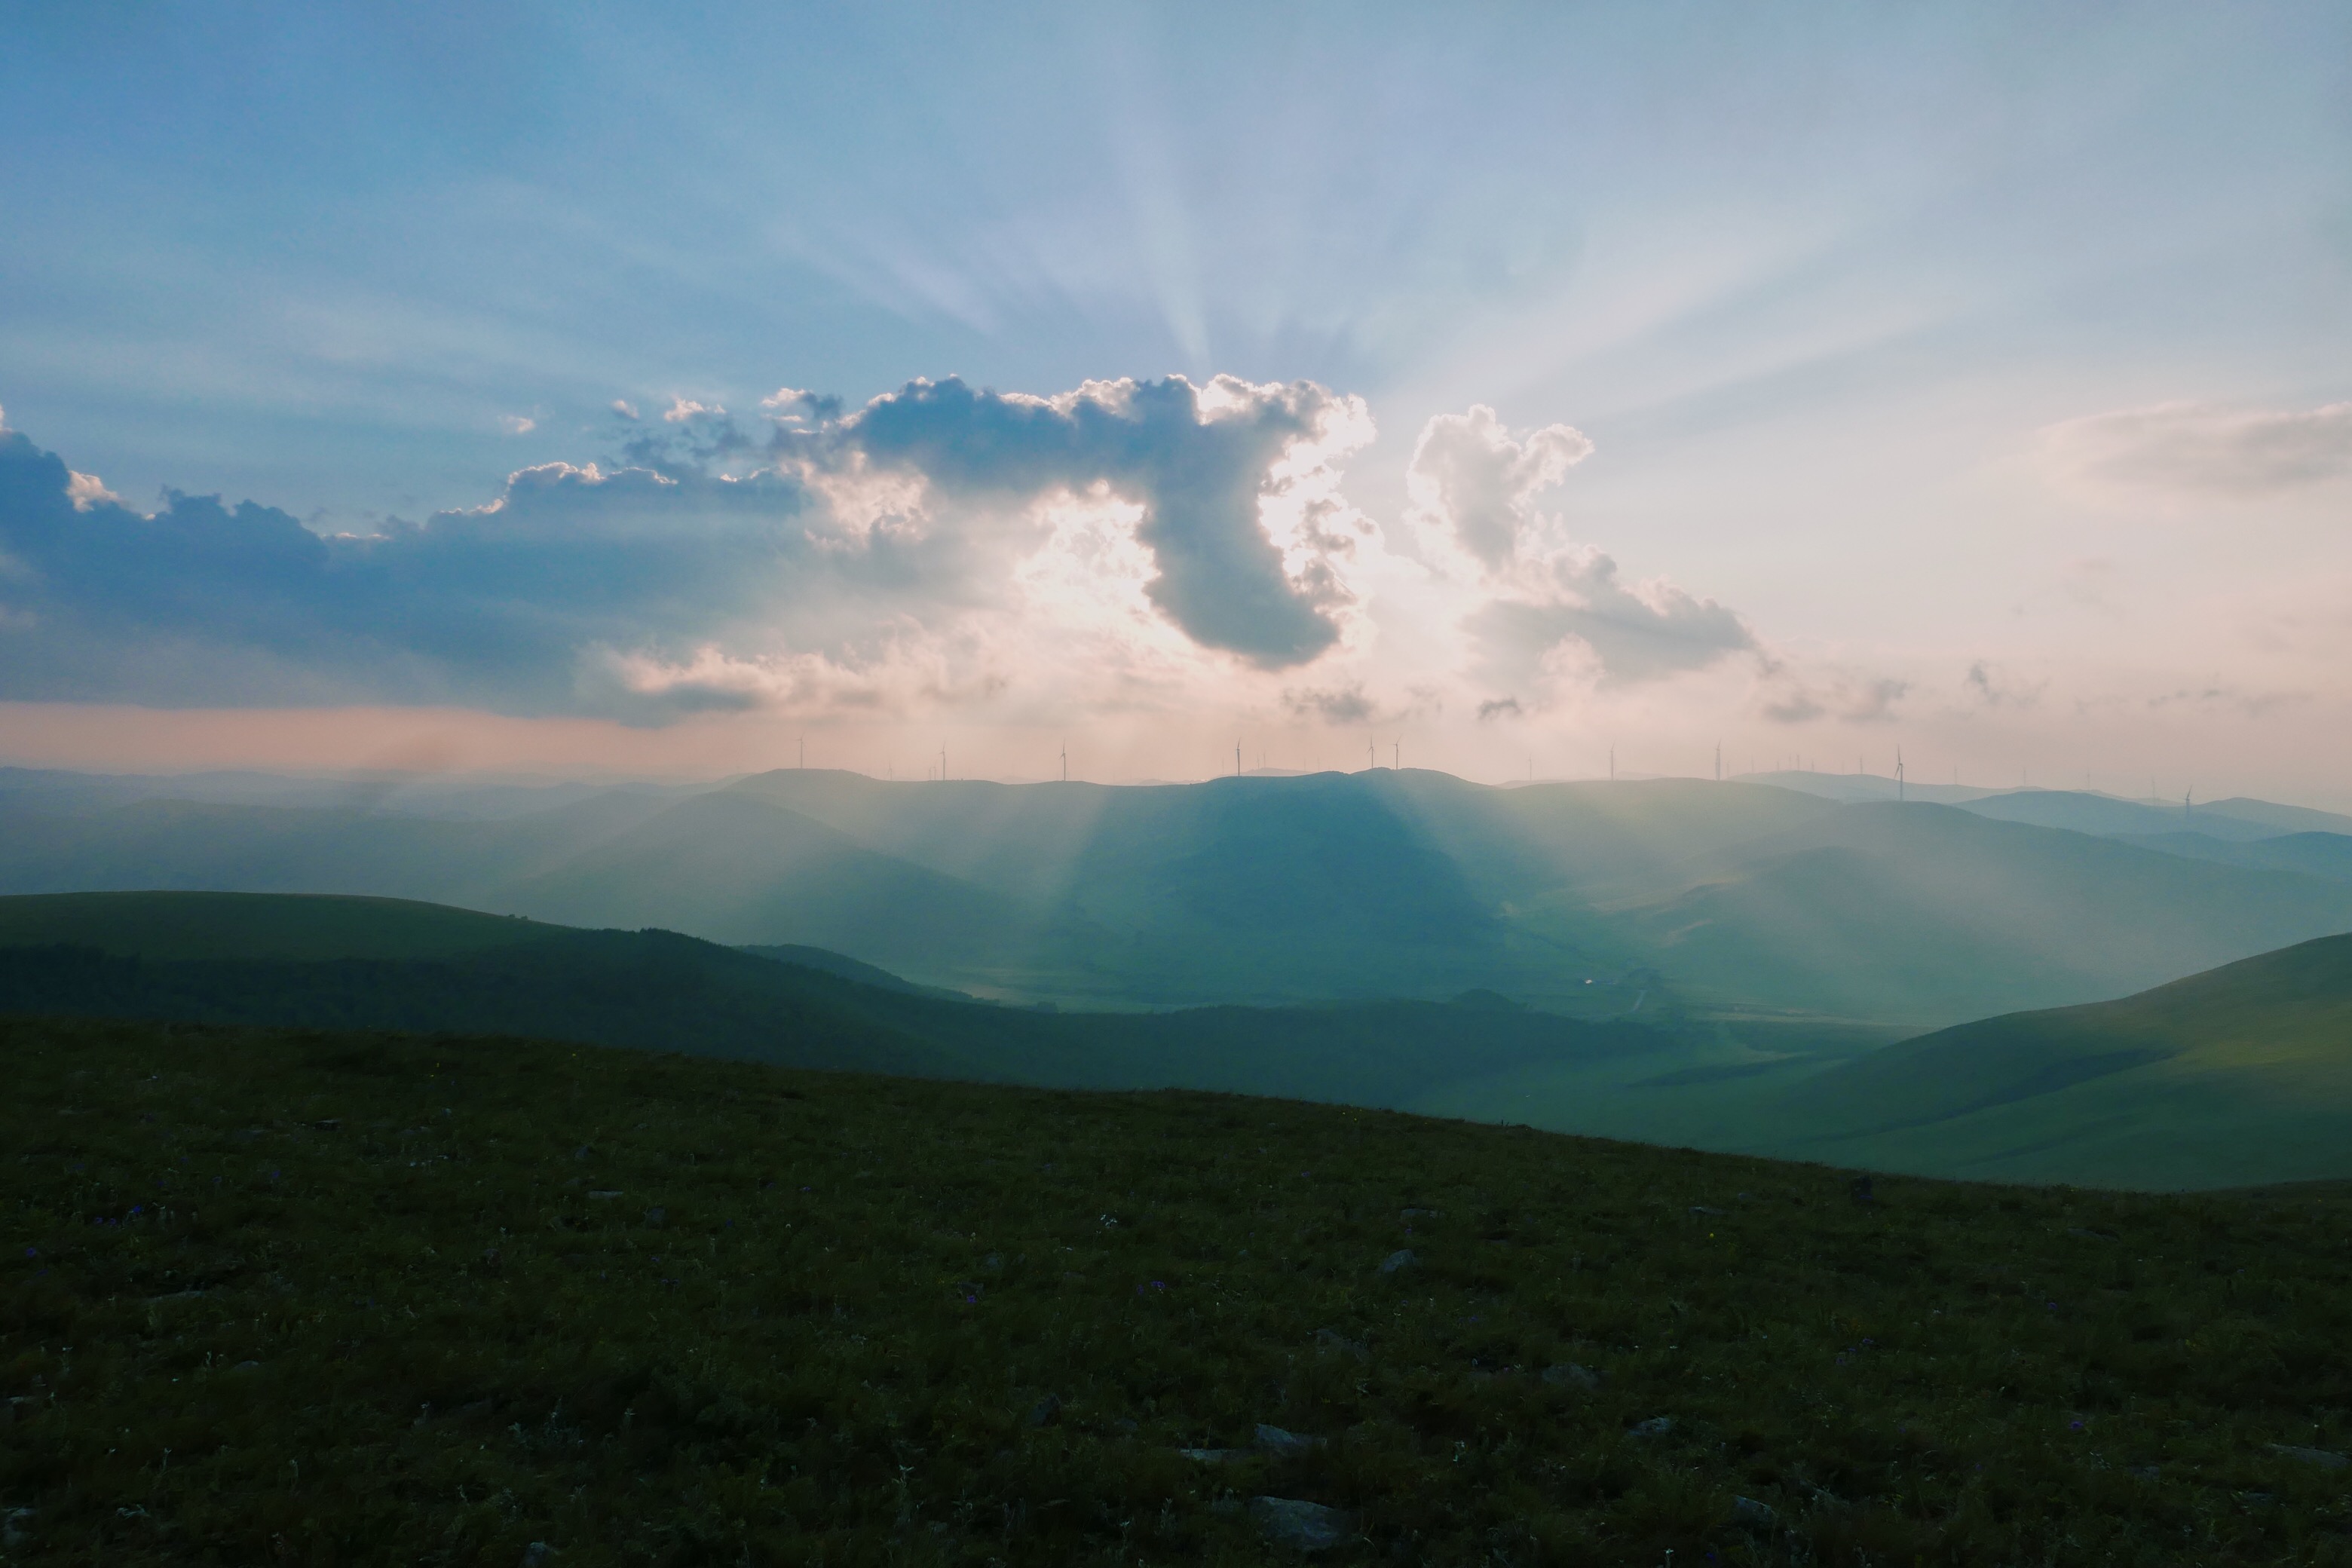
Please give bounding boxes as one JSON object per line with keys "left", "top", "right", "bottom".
{"left": 663, "top": 397, "right": 726, "bottom": 423}
{"left": 0, "top": 375, "right": 1380, "bottom": 721}
{"left": 611, "top": 400, "right": 640, "bottom": 421}
{"left": 1406, "top": 404, "right": 1591, "bottom": 571}
{"left": 818, "top": 375, "right": 1370, "bottom": 668}
{"left": 65, "top": 471, "right": 118, "bottom": 511}
{"left": 1402, "top": 406, "right": 1752, "bottom": 697}
{"left": 498, "top": 415, "right": 537, "bottom": 436}
{"left": 2043, "top": 400, "right": 2352, "bottom": 495}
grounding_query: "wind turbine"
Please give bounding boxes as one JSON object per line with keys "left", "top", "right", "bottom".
{"left": 1895, "top": 746, "right": 1906, "bottom": 803}
{"left": 1060, "top": 740, "right": 1067, "bottom": 782}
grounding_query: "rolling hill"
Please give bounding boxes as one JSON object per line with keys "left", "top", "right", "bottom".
{"left": 0, "top": 890, "right": 1682, "bottom": 1116}
{"left": 1766, "top": 932, "right": 2352, "bottom": 1187}
{"left": 11, "top": 889, "right": 2352, "bottom": 1190}
{"left": 9, "top": 768, "right": 2352, "bottom": 1026}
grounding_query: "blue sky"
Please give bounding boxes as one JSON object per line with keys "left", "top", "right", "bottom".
{"left": 3, "top": 3, "right": 2350, "bottom": 796}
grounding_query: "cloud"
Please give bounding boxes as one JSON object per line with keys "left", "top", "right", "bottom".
{"left": 2042, "top": 400, "right": 2352, "bottom": 495}
{"left": 821, "top": 375, "right": 1370, "bottom": 668}
{"left": 498, "top": 415, "right": 537, "bottom": 436}
{"left": 0, "top": 375, "right": 1380, "bottom": 721}
{"left": 611, "top": 400, "right": 640, "bottom": 421}
{"left": 1406, "top": 404, "right": 1591, "bottom": 571}
{"left": 1475, "top": 696, "right": 1523, "bottom": 721}
{"left": 65, "top": 471, "right": 118, "bottom": 511}
{"left": 663, "top": 397, "right": 726, "bottom": 423}
{"left": 2146, "top": 685, "right": 2311, "bottom": 718}
{"left": 1465, "top": 547, "right": 1755, "bottom": 691}
{"left": 1759, "top": 670, "right": 1908, "bottom": 725}
{"left": 1405, "top": 406, "right": 1752, "bottom": 694}
{"left": 1282, "top": 683, "right": 1377, "bottom": 724}
{"left": 1963, "top": 659, "right": 2044, "bottom": 709}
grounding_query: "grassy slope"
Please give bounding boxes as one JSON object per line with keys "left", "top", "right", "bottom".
{"left": 0, "top": 890, "right": 1686, "bottom": 1121}
{"left": 1773, "top": 933, "right": 2352, "bottom": 1187}
{"left": 8, "top": 1015, "right": 2352, "bottom": 1566}
{"left": 0, "top": 890, "right": 556, "bottom": 962}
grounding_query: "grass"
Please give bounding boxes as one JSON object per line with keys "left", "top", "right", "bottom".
{"left": 8, "top": 1015, "right": 2352, "bottom": 1564}
{"left": 1767, "top": 933, "right": 2352, "bottom": 1188}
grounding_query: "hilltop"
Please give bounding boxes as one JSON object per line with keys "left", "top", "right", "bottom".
{"left": 8, "top": 1012, "right": 2352, "bottom": 1564}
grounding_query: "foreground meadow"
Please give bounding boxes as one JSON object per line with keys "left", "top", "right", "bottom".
{"left": 5, "top": 1014, "right": 2350, "bottom": 1564}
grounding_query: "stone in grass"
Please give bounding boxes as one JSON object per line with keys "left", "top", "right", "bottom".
{"left": 1255, "top": 1424, "right": 1328, "bottom": 1458}
{"left": 1628, "top": 1416, "right": 1674, "bottom": 1438}
{"left": 1542, "top": 1363, "right": 1600, "bottom": 1389}
{"left": 1314, "top": 1328, "right": 1370, "bottom": 1361}
{"left": 1730, "top": 1496, "right": 1775, "bottom": 1527}
{"left": 1248, "top": 1496, "right": 1354, "bottom": 1552}
{"left": 1377, "top": 1249, "right": 1419, "bottom": 1276}
{"left": 2270, "top": 1444, "right": 2350, "bottom": 1469}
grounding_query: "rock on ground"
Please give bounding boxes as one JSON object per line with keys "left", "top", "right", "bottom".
{"left": 1248, "top": 1496, "right": 1353, "bottom": 1551}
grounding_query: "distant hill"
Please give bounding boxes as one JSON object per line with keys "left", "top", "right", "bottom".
{"left": 1949, "top": 789, "right": 2281, "bottom": 842}
{"left": 11, "top": 769, "right": 2352, "bottom": 1025}
{"left": 1772, "top": 932, "right": 2352, "bottom": 1187}
{"left": 1619, "top": 803, "right": 2352, "bottom": 1022}
{"left": 1749, "top": 773, "right": 2352, "bottom": 843}
{"left": 2111, "top": 831, "right": 2352, "bottom": 884}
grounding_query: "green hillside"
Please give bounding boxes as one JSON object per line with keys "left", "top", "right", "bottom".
{"left": 0, "top": 890, "right": 554, "bottom": 961}
{"left": 1773, "top": 933, "right": 2352, "bottom": 1187}
{"left": 0, "top": 890, "right": 1683, "bottom": 1119}
{"left": 11, "top": 1013, "right": 2352, "bottom": 1564}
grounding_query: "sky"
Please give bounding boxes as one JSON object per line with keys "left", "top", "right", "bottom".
{"left": 3, "top": 2, "right": 2350, "bottom": 800}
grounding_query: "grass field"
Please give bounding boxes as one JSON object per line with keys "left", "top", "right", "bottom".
{"left": 8, "top": 1014, "right": 2352, "bottom": 1564}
